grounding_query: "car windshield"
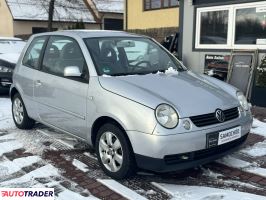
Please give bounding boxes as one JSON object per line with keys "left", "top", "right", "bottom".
{"left": 84, "top": 37, "right": 186, "bottom": 76}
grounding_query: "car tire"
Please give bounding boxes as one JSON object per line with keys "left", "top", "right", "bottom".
{"left": 95, "top": 123, "right": 136, "bottom": 179}
{"left": 12, "top": 93, "right": 35, "bottom": 129}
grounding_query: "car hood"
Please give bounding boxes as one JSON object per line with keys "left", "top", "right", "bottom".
{"left": 98, "top": 71, "right": 239, "bottom": 117}
{"left": 0, "top": 53, "right": 20, "bottom": 64}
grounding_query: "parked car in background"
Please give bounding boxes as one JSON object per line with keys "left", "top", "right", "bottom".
{"left": 11, "top": 31, "right": 252, "bottom": 179}
{"left": 0, "top": 37, "right": 26, "bottom": 93}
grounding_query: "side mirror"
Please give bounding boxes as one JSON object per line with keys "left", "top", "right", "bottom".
{"left": 64, "top": 66, "right": 81, "bottom": 77}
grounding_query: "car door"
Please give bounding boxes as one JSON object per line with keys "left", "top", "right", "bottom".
{"left": 18, "top": 36, "right": 48, "bottom": 120}
{"left": 34, "top": 36, "right": 89, "bottom": 139}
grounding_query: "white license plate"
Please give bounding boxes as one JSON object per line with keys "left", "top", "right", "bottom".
{"left": 218, "top": 126, "right": 241, "bottom": 145}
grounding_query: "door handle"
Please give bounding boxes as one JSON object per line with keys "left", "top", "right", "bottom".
{"left": 35, "top": 80, "right": 42, "bottom": 87}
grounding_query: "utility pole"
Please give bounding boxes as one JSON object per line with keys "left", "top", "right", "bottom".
{"left": 48, "top": 0, "right": 55, "bottom": 31}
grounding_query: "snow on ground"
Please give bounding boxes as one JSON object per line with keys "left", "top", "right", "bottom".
{"left": 72, "top": 159, "right": 89, "bottom": 172}
{"left": 218, "top": 156, "right": 266, "bottom": 178}
{"left": 202, "top": 167, "right": 264, "bottom": 190}
{"left": 241, "top": 141, "right": 266, "bottom": 157}
{"left": 218, "top": 156, "right": 253, "bottom": 169}
{"left": 57, "top": 190, "right": 99, "bottom": 200}
{"left": 0, "top": 98, "right": 15, "bottom": 130}
{"left": 251, "top": 119, "right": 266, "bottom": 137}
{"left": 0, "top": 156, "right": 41, "bottom": 176}
{"left": 153, "top": 183, "right": 266, "bottom": 200}
{"left": 0, "top": 164, "right": 59, "bottom": 187}
{"left": 0, "top": 140, "right": 23, "bottom": 156}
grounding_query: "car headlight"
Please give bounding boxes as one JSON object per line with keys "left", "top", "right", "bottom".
{"left": 0, "top": 66, "right": 12, "bottom": 73}
{"left": 155, "top": 104, "right": 179, "bottom": 129}
{"left": 237, "top": 92, "right": 249, "bottom": 111}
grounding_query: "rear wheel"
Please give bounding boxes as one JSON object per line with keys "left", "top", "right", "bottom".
{"left": 12, "top": 93, "right": 35, "bottom": 129}
{"left": 95, "top": 123, "right": 136, "bottom": 179}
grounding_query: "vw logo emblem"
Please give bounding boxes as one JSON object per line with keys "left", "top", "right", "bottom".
{"left": 215, "top": 109, "right": 225, "bottom": 123}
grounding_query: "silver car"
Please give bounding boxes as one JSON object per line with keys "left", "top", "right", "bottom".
{"left": 11, "top": 31, "right": 253, "bottom": 179}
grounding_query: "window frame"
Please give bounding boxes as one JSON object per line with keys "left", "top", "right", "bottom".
{"left": 22, "top": 36, "right": 48, "bottom": 70}
{"left": 195, "top": 1, "right": 266, "bottom": 50}
{"left": 40, "top": 35, "right": 90, "bottom": 83}
{"left": 143, "top": 0, "right": 179, "bottom": 11}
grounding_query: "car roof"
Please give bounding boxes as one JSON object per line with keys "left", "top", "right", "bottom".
{"left": 0, "top": 37, "right": 23, "bottom": 41}
{"left": 33, "top": 30, "right": 146, "bottom": 39}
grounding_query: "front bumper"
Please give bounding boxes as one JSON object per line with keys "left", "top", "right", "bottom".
{"left": 0, "top": 72, "right": 12, "bottom": 92}
{"left": 127, "top": 109, "right": 252, "bottom": 172}
{"left": 135, "top": 134, "right": 248, "bottom": 172}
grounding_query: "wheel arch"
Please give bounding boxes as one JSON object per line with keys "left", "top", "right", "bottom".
{"left": 10, "top": 86, "right": 19, "bottom": 100}
{"left": 91, "top": 116, "right": 133, "bottom": 151}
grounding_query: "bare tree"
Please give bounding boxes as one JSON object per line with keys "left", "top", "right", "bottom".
{"left": 48, "top": 0, "right": 55, "bottom": 31}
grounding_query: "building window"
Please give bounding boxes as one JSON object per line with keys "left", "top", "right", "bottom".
{"left": 144, "top": 0, "right": 179, "bottom": 11}
{"left": 195, "top": 1, "right": 266, "bottom": 49}
{"left": 200, "top": 10, "right": 229, "bottom": 44}
{"left": 235, "top": 7, "right": 266, "bottom": 45}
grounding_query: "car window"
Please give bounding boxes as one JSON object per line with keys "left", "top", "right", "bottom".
{"left": 85, "top": 37, "right": 185, "bottom": 76}
{"left": 22, "top": 37, "right": 47, "bottom": 69}
{"left": 42, "top": 36, "right": 88, "bottom": 81}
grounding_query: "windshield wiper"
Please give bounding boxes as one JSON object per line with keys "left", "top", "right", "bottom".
{"left": 111, "top": 71, "right": 151, "bottom": 76}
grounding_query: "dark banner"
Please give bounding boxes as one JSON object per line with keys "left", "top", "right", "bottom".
{"left": 205, "top": 54, "right": 230, "bottom": 73}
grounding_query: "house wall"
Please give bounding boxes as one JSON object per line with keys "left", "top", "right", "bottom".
{"left": 0, "top": 0, "right": 14, "bottom": 36}
{"left": 13, "top": 21, "right": 100, "bottom": 37}
{"left": 126, "top": 0, "right": 179, "bottom": 30}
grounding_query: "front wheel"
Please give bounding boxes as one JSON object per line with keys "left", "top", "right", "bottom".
{"left": 12, "top": 93, "right": 35, "bottom": 129}
{"left": 95, "top": 123, "right": 136, "bottom": 179}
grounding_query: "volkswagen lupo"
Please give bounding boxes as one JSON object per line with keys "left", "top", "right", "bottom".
{"left": 11, "top": 31, "right": 253, "bottom": 179}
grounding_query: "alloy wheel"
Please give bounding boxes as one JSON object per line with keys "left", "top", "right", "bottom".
{"left": 13, "top": 98, "right": 24, "bottom": 124}
{"left": 99, "top": 131, "right": 123, "bottom": 172}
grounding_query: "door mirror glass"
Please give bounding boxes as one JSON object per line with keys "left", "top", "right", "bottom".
{"left": 64, "top": 66, "right": 81, "bottom": 77}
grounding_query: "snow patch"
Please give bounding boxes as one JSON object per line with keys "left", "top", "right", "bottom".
{"left": 92, "top": 0, "right": 124, "bottom": 13}
{"left": 72, "top": 159, "right": 89, "bottom": 172}
{"left": 83, "top": 152, "right": 97, "bottom": 160}
{"left": 157, "top": 67, "right": 179, "bottom": 75}
{"left": 152, "top": 183, "right": 266, "bottom": 200}
{"left": 0, "top": 98, "right": 15, "bottom": 130}
{"left": 218, "top": 156, "right": 252, "bottom": 169}
{"left": 58, "top": 189, "right": 99, "bottom": 200}
{"left": 218, "top": 156, "right": 266, "bottom": 178}
{"left": 251, "top": 119, "right": 266, "bottom": 137}
{"left": 202, "top": 168, "right": 224, "bottom": 179}
{"left": 0, "top": 141, "right": 23, "bottom": 156}
{"left": 6, "top": 0, "right": 96, "bottom": 23}
{"left": 0, "top": 164, "right": 59, "bottom": 187}
{"left": 0, "top": 156, "right": 41, "bottom": 176}
{"left": 0, "top": 132, "right": 17, "bottom": 140}
{"left": 241, "top": 141, "right": 266, "bottom": 157}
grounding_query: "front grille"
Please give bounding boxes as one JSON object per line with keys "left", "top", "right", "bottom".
{"left": 190, "top": 107, "right": 239, "bottom": 127}
{"left": 164, "top": 134, "right": 247, "bottom": 165}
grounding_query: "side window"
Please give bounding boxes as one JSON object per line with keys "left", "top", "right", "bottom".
{"left": 22, "top": 37, "right": 47, "bottom": 69}
{"left": 42, "top": 36, "right": 88, "bottom": 81}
